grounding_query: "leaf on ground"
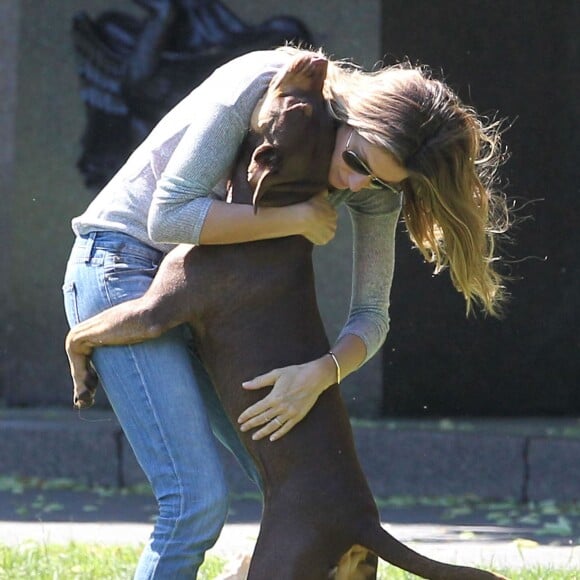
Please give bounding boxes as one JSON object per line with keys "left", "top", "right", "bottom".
{"left": 512, "top": 538, "right": 539, "bottom": 548}
{"left": 0, "top": 476, "right": 25, "bottom": 494}
{"left": 375, "top": 496, "right": 417, "bottom": 508}
{"left": 538, "top": 500, "right": 561, "bottom": 515}
{"left": 42, "top": 503, "right": 65, "bottom": 513}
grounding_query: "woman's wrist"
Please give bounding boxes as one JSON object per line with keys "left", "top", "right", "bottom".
{"left": 321, "top": 335, "right": 367, "bottom": 387}
{"left": 313, "top": 354, "right": 341, "bottom": 390}
{"left": 327, "top": 351, "right": 341, "bottom": 384}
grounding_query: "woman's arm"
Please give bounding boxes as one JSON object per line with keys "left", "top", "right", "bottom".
{"left": 198, "top": 193, "right": 338, "bottom": 246}
{"left": 146, "top": 51, "right": 338, "bottom": 247}
{"left": 147, "top": 51, "right": 293, "bottom": 246}
{"left": 336, "top": 190, "right": 402, "bottom": 362}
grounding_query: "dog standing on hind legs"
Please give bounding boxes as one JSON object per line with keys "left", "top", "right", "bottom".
{"left": 65, "top": 54, "right": 509, "bottom": 580}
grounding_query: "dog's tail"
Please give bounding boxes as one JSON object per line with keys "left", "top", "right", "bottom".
{"left": 361, "top": 524, "right": 509, "bottom": 580}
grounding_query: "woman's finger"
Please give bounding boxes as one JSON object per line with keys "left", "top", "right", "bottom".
{"left": 242, "top": 369, "right": 279, "bottom": 390}
{"left": 249, "top": 416, "right": 282, "bottom": 441}
{"left": 269, "top": 417, "right": 295, "bottom": 441}
{"left": 238, "top": 398, "right": 277, "bottom": 428}
{"left": 249, "top": 415, "right": 292, "bottom": 441}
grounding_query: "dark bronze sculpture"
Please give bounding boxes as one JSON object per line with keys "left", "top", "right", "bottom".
{"left": 72, "top": 0, "right": 312, "bottom": 190}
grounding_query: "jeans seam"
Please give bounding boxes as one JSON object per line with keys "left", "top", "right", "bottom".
{"left": 126, "top": 343, "right": 185, "bottom": 572}
{"left": 100, "top": 262, "right": 185, "bottom": 571}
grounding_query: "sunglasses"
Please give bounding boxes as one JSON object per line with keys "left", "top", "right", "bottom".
{"left": 342, "top": 129, "right": 402, "bottom": 192}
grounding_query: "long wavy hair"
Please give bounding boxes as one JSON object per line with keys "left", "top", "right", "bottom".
{"left": 278, "top": 45, "right": 510, "bottom": 317}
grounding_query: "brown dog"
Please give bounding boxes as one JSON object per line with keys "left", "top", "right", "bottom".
{"left": 66, "top": 55, "right": 508, "bottom": 580}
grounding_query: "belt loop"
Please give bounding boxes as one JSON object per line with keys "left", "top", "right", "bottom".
{"left": 81, "top": 231, "right": 97, "bottom": 263}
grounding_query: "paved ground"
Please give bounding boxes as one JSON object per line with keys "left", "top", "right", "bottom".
{"left": 2, "top": 412, "right": 580, "bottom": 574}
{"left": 1, "top": 484, "right": 580, "bottom": 572}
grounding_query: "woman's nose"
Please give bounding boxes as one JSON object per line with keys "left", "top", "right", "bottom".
{"left": 347, "top": 172, "right": 371, "bottom": 192}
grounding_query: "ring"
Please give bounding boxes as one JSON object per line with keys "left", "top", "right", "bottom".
{"left": 273, "top": 417, "right": 282, "bottom": 427}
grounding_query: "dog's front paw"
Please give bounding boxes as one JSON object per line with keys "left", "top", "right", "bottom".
{"left": 73, "top": 365, "right": 98, "bottom": 409}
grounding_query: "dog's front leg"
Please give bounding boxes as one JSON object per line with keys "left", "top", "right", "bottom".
{"left": 65, "top": 244, "right": 201, "bottom": 408}
{"left": 65, "top": 294, "right": 184, "bottom": 408}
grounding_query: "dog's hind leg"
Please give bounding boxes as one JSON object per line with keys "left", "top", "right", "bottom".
{"left": 246, "top": 521, "right": 336, "bottom": 580}
{"left": 331, "top": 546, "right": 377, "bottom": 579}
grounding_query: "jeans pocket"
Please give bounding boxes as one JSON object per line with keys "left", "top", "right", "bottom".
{"left": 103, "top": 253, "right": 160, "bottom": 305}
{"left": 62, "top": 281, "right": 81, "bottom": 326}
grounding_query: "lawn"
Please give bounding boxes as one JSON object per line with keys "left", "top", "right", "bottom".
{"left": 0, "top": 542, "right": 223, "bottom": 579}
{"left": 0, "top": 542, "right": 578, "bottom": 579}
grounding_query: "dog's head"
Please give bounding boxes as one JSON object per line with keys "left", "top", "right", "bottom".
{"left": 241, "top": 54, "right": 336, "bottom": 212}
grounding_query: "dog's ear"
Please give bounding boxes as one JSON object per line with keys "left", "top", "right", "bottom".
{"left": 251, "top": 169, "right": 272, "bottom": 214}
{"left": 271, "top": 55, "right": 328, "bottom": 97}
{"left": 256, "top": 55, "right": 327, "bottom": 129}
{"left": 249, "top": 143, "right": 280, "bottom": 214}
{"left": 250, "top": 142, "right": 279, "bottom": 168}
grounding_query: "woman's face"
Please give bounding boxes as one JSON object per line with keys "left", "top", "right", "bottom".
{"left": 328, "top": 125, "right": 408, "bottom": 192}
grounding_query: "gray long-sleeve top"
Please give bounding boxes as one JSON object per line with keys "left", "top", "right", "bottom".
{"left": 72, "top": 50, "right": 402, "bottom": 363}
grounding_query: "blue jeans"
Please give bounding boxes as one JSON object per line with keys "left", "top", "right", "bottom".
{"left": 62, "top": 231, "right": 261, "bottom": 578}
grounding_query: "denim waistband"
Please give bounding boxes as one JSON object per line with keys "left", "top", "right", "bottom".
{"left": 73, "top": 231, "right": 164, "bottom": 264}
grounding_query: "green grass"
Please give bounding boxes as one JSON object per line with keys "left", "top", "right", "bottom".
{"left": 0, "top": 542, "right": 578, "bottom": 579}
{"left": 377, "top": 562, "right": 580, "bottom": 579}
{"left": 0, "top": 542, "right": 224, "bottom": 579}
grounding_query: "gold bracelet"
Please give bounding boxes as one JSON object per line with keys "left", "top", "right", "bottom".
{"left": 328, "top": 351, "right": 341, "bottom": 385}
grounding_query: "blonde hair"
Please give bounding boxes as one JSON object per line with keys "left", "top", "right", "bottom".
{"left": 278, "top": 46, "right": 510, "bottom": 317}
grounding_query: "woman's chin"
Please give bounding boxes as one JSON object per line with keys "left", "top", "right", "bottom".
{"left": 328, "top": 175, "right": 346, "bottom": 190}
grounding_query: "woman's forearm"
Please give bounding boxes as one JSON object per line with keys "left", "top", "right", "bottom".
{"left": 198, "top": 193, "right": 337, "bottom": 246}
{"left": 198, "top": 200, "right": 303, "bottom": 244}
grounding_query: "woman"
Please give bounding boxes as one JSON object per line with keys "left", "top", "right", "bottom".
{"left": 63, "top": 46, "right": 508, "bottom": 577}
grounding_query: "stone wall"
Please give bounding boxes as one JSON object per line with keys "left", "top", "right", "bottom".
{"left": 0, "top": 0, "right": 383, "bottom": 415}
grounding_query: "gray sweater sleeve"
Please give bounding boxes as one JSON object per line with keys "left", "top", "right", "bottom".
{"left": 147, "top": 52, "right": 289, "bottom": 245}
{"left": 336, "top": 190, "right": 402, "bottom": 363}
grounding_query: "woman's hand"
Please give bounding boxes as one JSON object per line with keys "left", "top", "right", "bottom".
{"left": 297, "top": 192, "right": 338, "bottom": 245}
{"left": 238, "top": 356, "right": 337, "bottom": 441}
